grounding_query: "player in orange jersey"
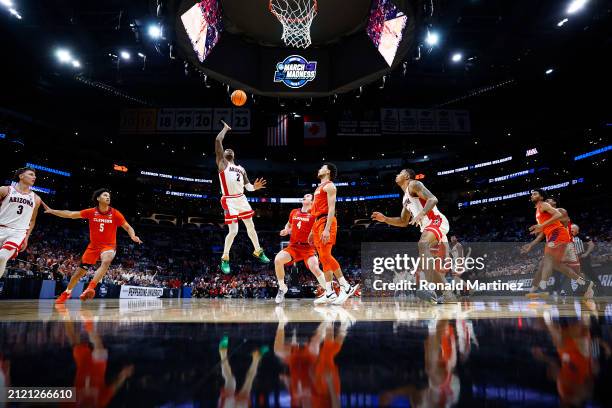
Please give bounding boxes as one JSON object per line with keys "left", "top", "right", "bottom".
{"left": 308, "top": 163, "right": 358, "bottom": 305}
{"left": 275, "top": 193, "right": 328, "bottom": 304}
{"left": 522, "top": 189, "right": 592, "bottom": 298}
{"left": 44, "top": 188, "right": 142, "bottom": 302}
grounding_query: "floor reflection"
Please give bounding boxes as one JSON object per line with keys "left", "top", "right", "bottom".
{"left": 0, "top": 300, "right": 609, "bottom": 407}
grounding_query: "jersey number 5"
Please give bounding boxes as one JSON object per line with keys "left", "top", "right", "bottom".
{"left": 99, "top": 223, "right": 105, "bottom": 232}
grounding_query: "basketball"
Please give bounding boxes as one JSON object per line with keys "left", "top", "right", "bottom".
{"left": 231, "top": 90, "right": 247, "bottom": 107}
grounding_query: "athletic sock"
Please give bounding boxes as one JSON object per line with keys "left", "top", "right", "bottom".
{"left": 65, "top": 289, "right": 72, "bottom": 295}
{"left": 278, "top": 282, "right": 287, "bottom": 291}
{"left": 315, "top": 274, "right": 326, "bottom": 288}
{"left": 576, "top": 277, "right": 585, "bottom": 285}
{"left": 338, "top": 277, "right": 350, "bottom": 290}
{"left": 539, "top": 281, "right": 547, "bottom": 290}
{"left": 87, "top": 281, "right": 97, "bottom": 290}
{"left": 325, "top": 282, "right": 333, "bottom": 293}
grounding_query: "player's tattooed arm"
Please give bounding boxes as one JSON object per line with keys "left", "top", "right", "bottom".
{"left": 121, "top": 222, "right": 143, "bottom": 244}
{"left": 409, "top": 181, "right": 438, "bottom": 226}
{"left": 371, "top": 207, "right": 411, "bottom": 227}
{"left": 529, "top": 202, "right": 562, "bottom": 234}
{"left": 215, "top": 120, "right": 232, "bottom": 170}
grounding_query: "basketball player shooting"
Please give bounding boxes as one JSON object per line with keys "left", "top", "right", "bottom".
{"left": 0, "top": 167, "right": 42, "bottom": 279}
{"left": 44, "top": 189, "right": 142, "bottom": 302}
{"left": 274, "top": 193, "right": 328, "bottom": 304}
{"left": 371, "top": 169, "right": 453, "bottom": 303}
{"left": 216, "top": 120, "right": 270, "bottom": 274}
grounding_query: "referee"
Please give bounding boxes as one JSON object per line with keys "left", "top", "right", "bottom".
{"left": 571, "top": 223, "right": 597, "bottom": 290}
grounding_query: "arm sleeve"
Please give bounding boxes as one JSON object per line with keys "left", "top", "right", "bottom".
{"left": 79, "top": 208, "right": 95, "bottom": 219}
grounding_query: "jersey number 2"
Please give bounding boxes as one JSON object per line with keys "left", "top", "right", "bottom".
{"left": 236, "top": 173, "right": 241, "bottom": 182}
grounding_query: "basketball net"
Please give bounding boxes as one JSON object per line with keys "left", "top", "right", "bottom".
{"left": 269, "top": 0, "right": 318, "bottom": 49}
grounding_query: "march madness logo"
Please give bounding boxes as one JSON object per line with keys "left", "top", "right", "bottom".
{"left": 274, "top": 55, "right": 317, "bottom": 88}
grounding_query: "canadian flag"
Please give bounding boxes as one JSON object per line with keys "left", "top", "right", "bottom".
{"left": 303, "top": 116, "right": 327, "bottom": 146}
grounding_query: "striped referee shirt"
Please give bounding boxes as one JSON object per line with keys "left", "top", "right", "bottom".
{"left": 573, "top": 235, "right": 591, "bottom": 256}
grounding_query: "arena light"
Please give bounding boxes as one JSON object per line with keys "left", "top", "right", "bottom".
{"left": 71, "top": 60, "right": 81, "bottom": 68}
{"left": 557, "top": 18, "right": 569, "bottom": 27}
{"left": 567, "top": 0, "right": 589, "bottom": 14}
{"left": 1, "top": 0, "right": 14, "bottom": 7}
{"left": 545, "top": 68, "right": 554, "bottom": 75}
{"left": 138, "top": 52, "right": 145, "bottom": 58}
{"left": 451, "top": 52, "right": 463, "bottom": 63}
{"left": 8, "top": 7, "right": 21, "bottom": 19}
{"left": 148, "top": 24, "right": 162, "bottom": 39}
{"left": 120, "top": 50, "right": 131, "bottom": 60}
{"left": 55, "top": 49, "right": 72, "bottom": 63}
{"left": 425, "top": 31, "right": 439, "bottom": 47}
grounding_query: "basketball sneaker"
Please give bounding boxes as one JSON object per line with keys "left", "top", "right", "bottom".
{"left": 332, "top": 284, "right": 358, "bottom": 305}
{"left": 55, "top": 291, "right": 71, "bottom": 304}
{"left": 253, "top": 249, "right": 270, "bottom": 264}
{"left": 220, "top": 258, "right": 231, "bottom": 275}
{"left": 275, "top": 286, "right": 288, "bottom": 304}
{"left": 314, "top": 291, "right": 338, "bottom": 305}
{"left": 79, "top": 287, "right": 96, "bottom": 301}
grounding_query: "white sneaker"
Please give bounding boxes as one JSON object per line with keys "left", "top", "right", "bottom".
{"left": 332, "top": 285, "right": 354, "bottom": 305}
{"left": 314, "top": 291, "right": 338, "bottom": 305}
{"left": 275, "top": 286, "right": 288, "bottom": 304}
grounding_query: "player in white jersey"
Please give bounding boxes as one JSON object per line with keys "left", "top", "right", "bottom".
{"left": 0, "top": 167, "right": 42, "bottom": 278}
{"left": 371, "top": 169, "right": 453, "bottom": 303}
{"left": 215, "top": 120, "right": 270, "bottom": 274}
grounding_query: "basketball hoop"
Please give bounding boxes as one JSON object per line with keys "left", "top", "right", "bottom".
{"left": 269, "top": 0, "right": 318, "bottom": 49}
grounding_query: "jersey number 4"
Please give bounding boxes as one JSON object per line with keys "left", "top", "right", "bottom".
{"left": 296, "top": 221, "right": 302, "bottom": 230}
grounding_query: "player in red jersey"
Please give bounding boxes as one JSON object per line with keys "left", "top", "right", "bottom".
{"left": 524, "top": 196, "right": 584, "bottom": 296}
{"left": 44, "top": 189, "right": 142, "bottom": 302}
{"left": 308, "top": 163, "right": 358, "bottom": 305}
{"left": 274, "top": 194, "right": 328, "bottom": 304}
{"left": 522, "top": 189, "right": 592, "bottom": 298}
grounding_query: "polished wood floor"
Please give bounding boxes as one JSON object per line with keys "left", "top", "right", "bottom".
{"left": 0, "top": 297, "right": 608, "bottom": 323}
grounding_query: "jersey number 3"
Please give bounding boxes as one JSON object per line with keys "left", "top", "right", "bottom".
{"left": 16, "top": 205, "right": 23, "bottom": 215}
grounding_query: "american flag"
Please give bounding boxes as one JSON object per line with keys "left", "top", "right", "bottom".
{"left": 267, "top": 114, "right": 289, "bottom": 146}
